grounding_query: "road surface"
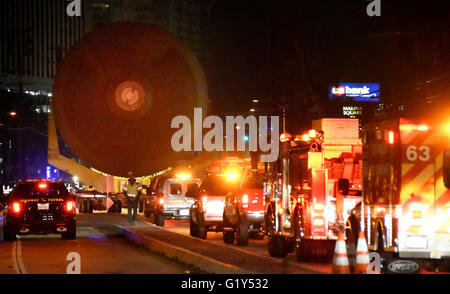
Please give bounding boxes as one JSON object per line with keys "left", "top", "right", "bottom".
{"left": 0, "top": 213, "right": 192, "bottom": 274}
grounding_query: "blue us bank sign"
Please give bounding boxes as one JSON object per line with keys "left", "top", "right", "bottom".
{"left": 329, "top": 83, "right": 380, "bottom": 102}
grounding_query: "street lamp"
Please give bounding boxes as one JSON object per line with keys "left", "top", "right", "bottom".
{"left": 9, "top": 111, "right": 17, "bottom": 117}
{"left": 251, "top": 99, "right": 287, "bottom": 133}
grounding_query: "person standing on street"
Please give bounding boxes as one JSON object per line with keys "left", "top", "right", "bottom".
{"left": 123, "top": 172, "right": 141, "bottom": 225}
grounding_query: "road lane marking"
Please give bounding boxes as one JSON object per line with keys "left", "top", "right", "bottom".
{"left": 12, "top": 237, "right": 27, "bottom": 274}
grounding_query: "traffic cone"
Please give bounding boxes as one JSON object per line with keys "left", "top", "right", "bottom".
{"left": 354, "top": 231, "right": 370, "bottom": 274}
{"left": 331, "top": 233, "right": 351, "bottom": 274}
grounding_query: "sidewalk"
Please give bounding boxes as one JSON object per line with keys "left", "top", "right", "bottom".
{"left": 116, "top": 220, "right": 322, "bottom": 274}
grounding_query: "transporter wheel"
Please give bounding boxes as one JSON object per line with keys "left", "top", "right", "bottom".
{"left": 115, "top": 200, "right": 122, "bottom": 214}
{"left": 61, "top": 223, "right": 77, "bottom": 240}
{"left": 223, "top": 229, "right": 235, "bottom": 244}
{"left": 268, "top": 235, "right": 287, "bottom": 258}
{"left": 3, "top": 223, "right": 16, "bottom": 241}
{"left": 78, "top": 200, "right": 85, "bottom": 213}
{"left": 237, "top": 222, "right": 249, "bottom": 246}
{"left": 86, "top": 200, "right": 93, "bottom": 214}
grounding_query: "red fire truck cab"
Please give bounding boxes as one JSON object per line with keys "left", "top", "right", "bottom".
{"left": 362, "top": 118, "right": 450, "bottom": 273}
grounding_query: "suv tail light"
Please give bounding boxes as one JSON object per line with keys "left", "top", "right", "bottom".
{"left": 65, "top": 200, "right": 75, "bottom": 212}
{"left": 12, "top": 201, "right": 21, "bottom": 213}
{"left": 201, "top": 195, "right": 207, "bottom": 213}
{"left": 158, "top": 197, "right": 164, "bottom": 206}
{"left": 242, "top": 194, "right": 249, "bottom": 210}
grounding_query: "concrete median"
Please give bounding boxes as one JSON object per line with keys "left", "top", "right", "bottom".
{"left": 116, "top": 224, "right": 253, "bottom": 274}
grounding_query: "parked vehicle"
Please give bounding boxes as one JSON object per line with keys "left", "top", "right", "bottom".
{"left": 361, "top": 117, "right": 450, "bottom": 273}
{"left": 264, "top": 118, "right": 363, "bottom": 259}
{"left": 189, "top": 170, "right": 243, "bottom": 239}
{"left": 145, "top": 173, "right": 201, "bottom": 226}
{"left": 223, "top": 169, "right": 265, "bottom": 246}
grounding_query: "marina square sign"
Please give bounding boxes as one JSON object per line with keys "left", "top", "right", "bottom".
{"left": 329, "top": 83, "right": 380, "bottom": 102}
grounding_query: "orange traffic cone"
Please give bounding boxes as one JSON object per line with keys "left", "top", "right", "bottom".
{"left": 354, "top": 231, "right": 370, "bottom": 274}
{"left": 331, "top": 233, "right": 351, "bottom": 274}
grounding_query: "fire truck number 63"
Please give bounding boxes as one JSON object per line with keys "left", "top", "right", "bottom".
{"left": 406, "top": 145, "right": 430, "bottom": 162}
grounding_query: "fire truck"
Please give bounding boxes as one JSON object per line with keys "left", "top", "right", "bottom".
{"left": 264, "top": 118, "right": 363, "bottom": 259}
{"left": 362, "top": 117, "right": 450, "bottom": 273}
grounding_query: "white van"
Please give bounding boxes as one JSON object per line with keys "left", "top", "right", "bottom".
{"left": 145, "top": 173, "right": 201, "bottom": 224}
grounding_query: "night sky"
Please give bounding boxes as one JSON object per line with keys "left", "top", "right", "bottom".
{"left": 206, "top": 0, "right": 450, "bottom": 133}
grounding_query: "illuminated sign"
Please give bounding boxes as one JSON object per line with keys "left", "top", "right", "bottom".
{"left": 343, "top": 106, "right": 363, "bottom": 118}
{"left": 329, "top": 83, "right": 380, "bottom": 102}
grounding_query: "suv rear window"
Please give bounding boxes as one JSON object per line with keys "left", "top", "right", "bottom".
{"left": 242, "top": 173, "right": 264, "bottom": 189}
{"left": 11, "top": 182, "right": 68, "bottom": 198}
{"left": 170, "top": 183, "right": 182, "bottom": 195}
{"left": 201, "top": 176, "right": 240, "bottom": 195}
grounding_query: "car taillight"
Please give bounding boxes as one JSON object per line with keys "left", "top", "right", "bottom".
{"left": 12, "top": 201, "right": 21, "bottom": 213}
{"left": 158, "top": 197, "right": 164, "bottom": 206}
{"left": 66, "top": 200, "right": 75, "bottom": 212}
{"left": 38, "top": 182, "right": 48, "bottom": 189}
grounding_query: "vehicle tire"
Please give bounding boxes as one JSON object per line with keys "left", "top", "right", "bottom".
{"left": 197, "top": 216, "right": 207, "bottom": 239}
{"left": 223, "top": 229, "right": 235, "bottom": 244}
{"left": 268, "top": 235, "right": 287, "bottom": 257}
{"left": 144, "top": 209, "right": 151, "bottom": 218}
{"left": 155, "top": 214, "right": 165, "bottom": 227}
{"left": 237, "top": 222, "right": 249, "bottom": 246}
{"left": 61, "top": 223, "right": 77, "bottom": 240}
{"left": 189, "top": 215, "right": 199, "bottom": 237}
{"left": 3, "top": 223, "right": 16, "bottom": 241}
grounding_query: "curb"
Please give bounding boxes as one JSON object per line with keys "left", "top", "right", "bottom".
{"left": 116, "top": 225, "right": 256, "bottom": 274}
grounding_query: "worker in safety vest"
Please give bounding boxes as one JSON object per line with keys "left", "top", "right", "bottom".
{"left": 123, "top": 171, "right": 141, "bottom": 225}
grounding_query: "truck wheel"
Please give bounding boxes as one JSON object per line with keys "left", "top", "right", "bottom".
{"left": 223, "top": 229, "right": 235, "bottom": 244}
{"left": 237, "top": 223, "right": 249, "bottom": 246}
{"left": 155, "top": 214, "right": 165, "bottom": 227}
{"left": 268, "top": 235, "right": 287, "bottom": 257}
{"left": 189, "top": 215, "right": 199, "bottom": 237}
{"left": 3, "top": 223, "right": 16, "bottom": 241}
{"left": 61, "top": 223, "right": 77, "bottom": 240}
